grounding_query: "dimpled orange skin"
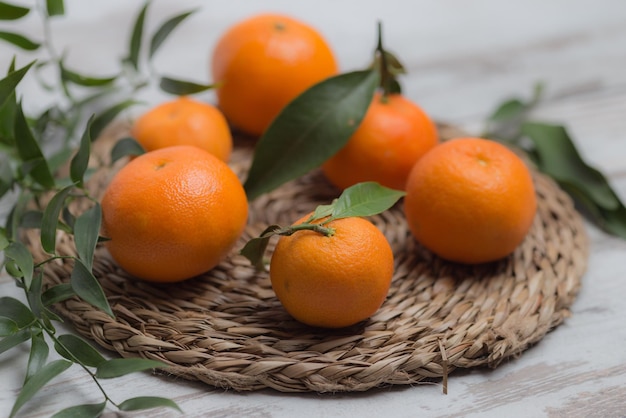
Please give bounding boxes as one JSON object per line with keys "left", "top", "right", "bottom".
{"left": 211, "top": 14, "right": 339, "bottom": 137}
{"left": 403, "top": 137, "right": 537, "bottom": 264}
{"left": 130, "top": 96, "right": 232, "bottom": 162}
{"left": 322, "top": 92, "right": 439, "bottom": 191}
{"left": 101, "top": 145, "right": 248, "bottom": 282}
{"left": 269, "top": 216, "right": 394, "bottom": 328}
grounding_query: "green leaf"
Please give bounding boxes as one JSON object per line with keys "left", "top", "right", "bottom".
{"left": 51, "top": 402, "right": 106, "bottom": 418}
{"left": 90, "top": 99, "right": 139, "bottom": 140}
{"left": 0, "top": 328, "right": 30, "bottom": 355}
{"left": 159, "top": 76, "right": 216, "bottom": 95}
{"left": 42, "top": 283, "right": 75, "bottom": 306}
{"left": 95, "top": 357, "right": 166, "bottom": 379}
{"left": 9, "top": 359, "right": 72, "bottom": 417}
{"left": 239, "top": 224, "right": 281, "bottom": 271}
{"left": 0, "top": 60, "right": 33, "bottom": 108}
{"left": 74, "top": 203, "right": 101, "bottom": 270}
{"left": 70, "top": 259, "right": 114, "bottom": 317}
{"left": 0, "top": 2, "right": 30, "bottom": 20}
{"left": 119, "top": 396, "right": 182, "bottom": 413}
{"left": 41, "top": 185, "right": 74, "bottom": 254}
{"left": 489, "top": 98, "right": 526, "bottom": 123}
{"left": 0, "top": 73, "right": 17, "bottom": 142}
{"left": 69, "top": 116, "right": 93, "bottom": 186}
{"left": 308, "top": 200, "right": 337, "bottom": 221}
{"left": 0, "top": 317, "right": 18, "bottom": 336}
{"left": 0, "top": 31, "right": 40, "bottom": 50}
{"left": 0, "top": 227, "right": 9, "bottom": 250}
{"left": 60, "top": 63, "right": 116, "bottom": 87}
{"left": 25, "top": 331, "right": 49, "bottom": 382}
{"left": 329, "top": 182, "right": 406, "bottom": 220}
{"left": 126, "top": 1, "right": 149, "bottom": 71}
{"left": 0, "top": 297, "right": 36, "bottom": 328}
{"left": 149, "top": 9, "right": 195, "bottom": 59}
{"left": 25, "top": 269, "right": 45, "bottom": 317}
{"left": 55, "top": 334, "right": 106, "bottom": 367}
{"left": 4, "top": 241, "right": 34, "bottom": 289}
{"left": 6, "top": 191, "right": 31, "bottom": 241}
{"left": 14, "top": 101, "right": 56, "bottom": 188}
{"left": 45, "top": 0, "right": 64, "bottom": 16}
{"left": 110, "top": 136, "right": 145, "bottom": 163}
{"left": 244, "top": 69, "right": 379, "bottom": 200}
{"left": 522, "top": 122, "right": 619, "bottom": 210}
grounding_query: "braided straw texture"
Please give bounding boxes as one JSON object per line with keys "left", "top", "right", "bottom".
{"left": 24, "top": 124, "right": 588, "bottom": 393}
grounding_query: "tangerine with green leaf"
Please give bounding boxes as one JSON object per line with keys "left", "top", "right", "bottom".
{"left": 101, "top": 145, "right": 248, "bottom": 282}
{"left": 322, "top": 23, "right": 438, "bottom": 191}
{"left": 211, "top": 13, "right": 339, "bottom": 136}
{"left": 131, "top": 96, "right": 232, "bottom": 162}
{"left": 269, "top": 214, "right": 394, "bottom": 328}
{"left": 322, "top": 91, "right": 438, "bottom": 191}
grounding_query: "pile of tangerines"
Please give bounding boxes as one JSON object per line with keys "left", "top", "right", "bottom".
{"left": 100, "top": 14, "right": 537, "bottom": 329}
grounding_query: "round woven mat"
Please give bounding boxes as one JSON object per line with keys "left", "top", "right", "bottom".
{"left": 25, "top": 124, "right": 589, "bottom": 393}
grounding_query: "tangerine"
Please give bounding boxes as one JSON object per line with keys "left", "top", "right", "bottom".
{"left": 322, "top": 92, "right": 438, "bottom": 191}
{"left": 101, "top": 145, "right": 248, "bottom": 282}
{"left": 403, "top": 137, "right": 537, "bottom": 264}
{"left": 131, "top": 96, "right": 232, "bottom": 162}
{"left": 211, "top": 13, "right": 339, "bottom": 136}
{"left": 269, "top": 215, "right": 394, "bottom": 328}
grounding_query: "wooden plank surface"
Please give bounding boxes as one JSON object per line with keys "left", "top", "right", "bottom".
{"left": 1, "top": 1, "right": 626, "bottom": 417}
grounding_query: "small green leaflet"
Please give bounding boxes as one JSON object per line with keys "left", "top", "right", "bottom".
{"left": 329, "top": 182, "right": 405, "bottom": 220}
{"left": 0, "top": 317, "right": 18, "bottom": 336}
{"left": 51, "top": 402, "right": 106, "bottom": 418}
{"left": 110, "top": 137, "right": 145, "bottom": 163}
{"left": 74, "top": 203, "right": 102, "bottom": 270}
{"left": 13, "top": 101, "right": 55, "bottom": 188}
{"left": 4, "top": 241, "right": 34, "bottom": 289}
{"left": 118, "top": 396, "right": 182, "bottom": 413}
{"left": 95, "top": 358, "right": 167, "bottom": 379}
{"left": 149, "top": 9, "right": 196, "bottom": 59}
{"left": 25, "top": 331, "right": 49, "bottom": 383}
{"left": 69, "top": 115, "right": 93, "bottom": 186}
{"left": 10, "top": 359, "right": 72, "bottom": 418}
{"left": 90, "top": 99, "right": 140, "bottom": 140}
{"left": 45, "top": 0, "right": 64, "bottom": 17}
{"left": 159, "top": 76, "right": 216, "bottom": 95}
{"left": 70, "top": 259, "right": 114, "bottom": 317}
{"left": 125, "top": 1, "right": 149, "bottom": 71}
{"left": 0, "top": 2, "right": 30, "bottom": 20}
{"left": 41, "top": 185, "right": 74, "bottom": 254}
{"left": 55, "top": 334, "right": 106, "bottom": 367}
{"left": 0, "top": 60, "right": 33, "bottom": 108}
{"left": 60, "top": 63, "right": 117, "bottom": 88}
{"left": 0, "top": 31, "right": 40, "bottom": 50}
{"left": 243, "top": 70, "right": 379, "bottom": 200}
{"left": 239, "top": 225, "right": 281, "bottom": 271}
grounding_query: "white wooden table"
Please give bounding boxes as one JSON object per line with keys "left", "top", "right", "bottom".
{"left": 2, "top": 1, "right": 626, "bottom": 417}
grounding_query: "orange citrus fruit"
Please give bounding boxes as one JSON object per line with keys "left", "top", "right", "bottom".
{"left": 211, "top": 13, "right": 339, "bottom": 136}
{"left": 269, "top": 215, "right": 394, "bottom": 328}
{"left": 101, "top": 145, "right": 248, "bottom": 282}
{"left": 403, "top": 137, "right": 537, "bottom": 264}
{"left": 131, "top": 96, "right": 232, "bottom": 162}
{"left": 322, "top": 92, "right": 438, "bottom": 191}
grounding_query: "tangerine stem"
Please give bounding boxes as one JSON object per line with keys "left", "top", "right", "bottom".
{"left": 376, "top": 20, "right": 391, "bottom": 100}
{"left": 281, "top": 223, "right": 335, "bottom": 237}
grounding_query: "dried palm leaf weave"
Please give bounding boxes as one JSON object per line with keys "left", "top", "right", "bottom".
{"left": 24, "top": 124, "right": 589, "bottom": 393}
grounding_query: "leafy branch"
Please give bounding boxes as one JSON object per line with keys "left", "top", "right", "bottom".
{"left": 0, "top": 0, "right": 207, "bottom": 415}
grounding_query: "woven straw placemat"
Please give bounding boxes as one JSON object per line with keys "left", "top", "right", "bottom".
{"left": 24, "top": 124, "right": 588, "bottom": 393}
